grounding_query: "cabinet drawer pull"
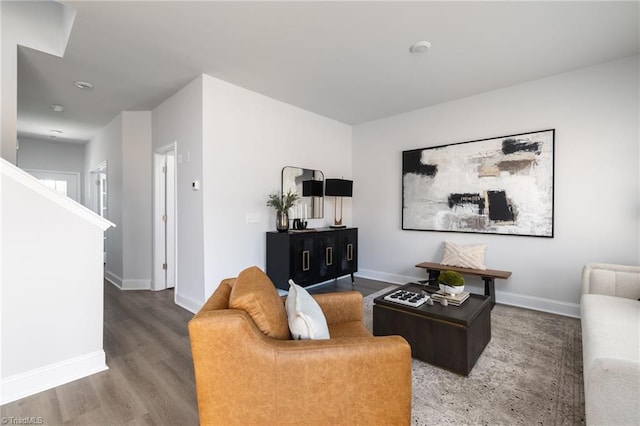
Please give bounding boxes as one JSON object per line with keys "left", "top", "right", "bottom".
{"left": 347, "top": 244, "right": 353, "bottom": 261}
{"left": 326, "top": 247, "right": 333, "bottom": 266}
{"left": 302, "top": 250, "right": 310, "bottom": 271}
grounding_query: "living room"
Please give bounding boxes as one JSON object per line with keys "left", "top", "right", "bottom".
{"left": 1, "top": 1, "right": 638, "bottom": 425}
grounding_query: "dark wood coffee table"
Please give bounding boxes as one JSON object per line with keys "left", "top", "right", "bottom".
{"left": 373, "top": 283, "right": 491, "bottom": 376}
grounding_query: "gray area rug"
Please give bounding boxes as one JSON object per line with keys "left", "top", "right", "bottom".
{"left": 363, "top": 287, "right": 585, "bottom": 425}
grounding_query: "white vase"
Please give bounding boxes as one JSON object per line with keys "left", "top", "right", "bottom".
{"left": 439, "top": 284, "right": 465, "bottom": 295}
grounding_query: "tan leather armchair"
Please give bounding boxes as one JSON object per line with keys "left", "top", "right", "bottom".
{"left": 189, "top": 266, "right": 411, "bottom": 425}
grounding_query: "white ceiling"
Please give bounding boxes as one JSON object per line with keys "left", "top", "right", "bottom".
{"left": 16, "top": 1, "right": 640, "bottom": 144}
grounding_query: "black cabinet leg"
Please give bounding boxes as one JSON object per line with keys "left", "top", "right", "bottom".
{"left": 483, "top": 277, "right": 496, "bottom": 309}
{"left": 351, "top": 273, "right": 355, "bottom": 286}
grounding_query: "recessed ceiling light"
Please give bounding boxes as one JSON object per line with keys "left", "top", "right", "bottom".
{"left": 409, "top": 41, "right": 432, "bottom": 54}
{"left": 73, "top": 80, "right": 94, "bottom": 90}
{"left": 50, "top": 104, "right": 65, "bottom": 112}
{"left": 50, "top": 129, "right": 63, "bottom": 135}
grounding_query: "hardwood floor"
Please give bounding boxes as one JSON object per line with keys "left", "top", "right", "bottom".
{"left": 1, "top": 276, "right": 390, "bottom": 425}
{"left": 306, "top": 275, "right": 390, "bottom": 296}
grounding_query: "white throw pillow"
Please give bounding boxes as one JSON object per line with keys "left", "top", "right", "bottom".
{"left": 285, "top": 279, "right": 330, "bottom": 340}
{"left": 440, "top": 242, "right": 487, "bottom": 270}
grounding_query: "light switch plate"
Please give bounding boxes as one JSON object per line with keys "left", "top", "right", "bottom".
{"left": 246, "top": 213, "right": 261, "bottom": 224}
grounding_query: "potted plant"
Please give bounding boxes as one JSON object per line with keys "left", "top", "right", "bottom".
{"left": 267, "top": 189, "right": 299, "bottom": 232}
{"left": 437, "top": 270, "right": 465, "bottom": 295}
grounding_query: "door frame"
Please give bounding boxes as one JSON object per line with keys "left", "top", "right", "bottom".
{"left": 153, "top": 143, "right": 178, "bottom": 293}
{"left": 89, "top": 161, "right": 108, "bottom": 215}
{"left": 89, "top": 161, "right": 108, "bottom": 263}
{"left": 24, "top": 168, "right": 81, "bottom": 203}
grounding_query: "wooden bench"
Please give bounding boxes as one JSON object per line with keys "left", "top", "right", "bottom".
{"left": 415, "top": 262, "right": 512, "bottom": 308}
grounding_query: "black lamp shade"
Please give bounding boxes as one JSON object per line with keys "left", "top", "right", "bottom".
{"left": 302, "top": 180, "right": 324, "bottom": 197}
{"left": 325, "top": 179, "right": 353, "bottom": 197}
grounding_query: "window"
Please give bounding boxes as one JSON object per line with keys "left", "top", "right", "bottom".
{"left": 40, "top": 179, "right": 68, "bottom": 197}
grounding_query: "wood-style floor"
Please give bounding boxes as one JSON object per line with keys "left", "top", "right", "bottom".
{"left": 1, "top": 276, "right": 389, "bottom": 425}
{"left": 306, "top": 275, "right": 389, "bottom": 297}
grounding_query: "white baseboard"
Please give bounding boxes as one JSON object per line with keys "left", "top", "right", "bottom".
{"left": 497, "top": 292, "right": 580, "bottom": 318}
{"left": 110, "top": 272, "right": 197, "bottom": 313}
{"left": 105, "top": 270, "right": 122, "bottom": 288}
{"left": 357, "top": 269, "right": 417, "bottom": 286}
{"left": 357, "top": 268, "right": 580, "bottom": 318}
{"left": 1, "top": 350, "right": 108, "bottom": 405}
{"left": 175, "top": 291, "right": 201, "bottom": 314}
{"left": 122, "top": 279, "right": 151, "bottom": 290}
{"left": 105, "top": 271, "right": 150, "bottom": 290}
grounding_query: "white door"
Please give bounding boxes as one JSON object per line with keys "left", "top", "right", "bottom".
{"left": 26, "top": 169, "right": 81, "bottom": 203}
{"left": 154, "top": 145, "right": 177, "bottom": 291}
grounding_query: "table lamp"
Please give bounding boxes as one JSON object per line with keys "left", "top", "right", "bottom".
{"left": 301, "top": 179, "right": 323, "bottom": 224}
{"left": 302, "top": 180, "right": 323, "bottom": 197}
{"left": 325, "top": 178, "right": 353, "bottom": 228}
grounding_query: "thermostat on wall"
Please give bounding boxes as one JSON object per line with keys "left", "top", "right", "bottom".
{"left": 192, "top": 180, "right": 200, "bottom": 190}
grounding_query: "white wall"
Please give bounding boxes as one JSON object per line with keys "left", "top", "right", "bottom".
{"left": 17, "top": 137, "right": 85, "bottom": 173}
{"left": 84, "top": 112, "right": 152, "bottom": 289}
{"left": 201, "top": 75, "right": 352, "bottom": 299}
{"left": 0, "top": 1, "right": 75, "bottom": 163}
{"left": 151, "top": 74, "right": 352, "bottom": 311}
{"left": 1, "top": 160, "right": 111, "bottom": 404}
{"left": 152, "top": 76, "right": 204, "bottom": 311}
{"left": 353, "top": 56, "right": 640, "bottom": 317}
{"left": 122, "top": 112, "right": 152, "bottom": 288}
{"left": 85, "top": 114, "right": 123, "bottom": 282}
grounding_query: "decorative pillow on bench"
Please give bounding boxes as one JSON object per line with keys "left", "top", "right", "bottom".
{"left": 441, "top": 242, "right": 487, "bottom": 270}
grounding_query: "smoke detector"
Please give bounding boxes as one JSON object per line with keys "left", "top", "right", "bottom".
{"left": 409, "top": 41, "right": 432, "bottom": 54}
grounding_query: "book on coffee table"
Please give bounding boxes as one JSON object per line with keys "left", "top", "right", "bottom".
{"left": 431, "top": 290, "right": 470, "bottom": 306}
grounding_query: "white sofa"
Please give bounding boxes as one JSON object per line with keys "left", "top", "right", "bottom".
{"left": 581, "top": 263, "right": 640, "bottom": 425}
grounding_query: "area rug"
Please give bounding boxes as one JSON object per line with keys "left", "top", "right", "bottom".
{"left": 363, "top": 287, "right": 585, "bottom": 425}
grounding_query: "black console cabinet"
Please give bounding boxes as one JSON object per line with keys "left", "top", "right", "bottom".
{"left": 266, "top": 228, "right": 358, "bottom": 290}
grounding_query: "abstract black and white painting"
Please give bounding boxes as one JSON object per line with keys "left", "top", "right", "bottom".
{"left": 402, "top": 129, "right": 554, "bottom": 237}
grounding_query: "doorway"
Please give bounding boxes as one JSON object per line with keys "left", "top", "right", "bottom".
{"left": 26, "top": 169, "right": 81, "bottom": 203}
{"left": 153, "top": 144, "right": 177, "bottom": 293}
{"left": 89, "top": 162, "right": 108, "bottom": 263}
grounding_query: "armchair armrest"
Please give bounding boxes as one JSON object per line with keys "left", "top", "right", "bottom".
{"left": 273, "top": 335, "right": 411, "bottom": 425}
{"left": 312, "top": 291, "right": 363, "bottom": 324}
{"left": 582, "top": 263, "right": 640, "bottom": 299}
